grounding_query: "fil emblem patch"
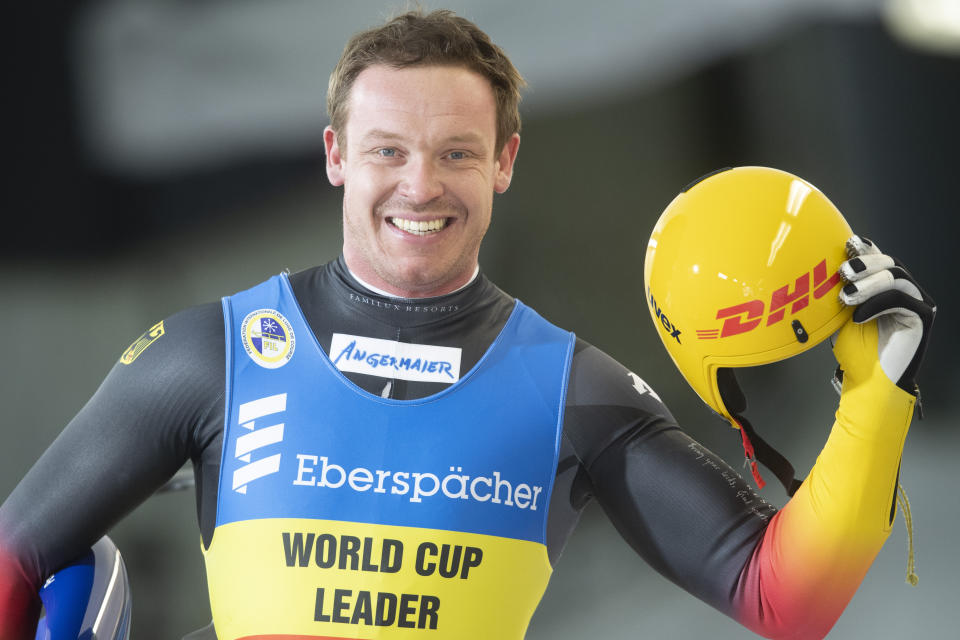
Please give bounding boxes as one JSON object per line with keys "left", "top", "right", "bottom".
{"left": 120, "top": 320, "right": 165, "bottom": 365}
{"left": 241, "top": 309, "right": 295, "bottom": 369}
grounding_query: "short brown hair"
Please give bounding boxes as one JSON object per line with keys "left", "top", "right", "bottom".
{"left": 327, "top": 9, "right": 526, "bottom": 154}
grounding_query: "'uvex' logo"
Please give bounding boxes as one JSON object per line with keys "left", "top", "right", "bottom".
{"left": 696, "top": 259, "right": 841, "bottom": 340}
{"left": 648, "top": 289, "right": 682, "bottom": 344}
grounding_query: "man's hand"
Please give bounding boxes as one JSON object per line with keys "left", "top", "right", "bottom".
{"left": 838, "top": 236, "right": 936, "bottom": 394}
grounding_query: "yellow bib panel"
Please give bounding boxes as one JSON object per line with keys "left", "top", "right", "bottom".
{"left": 204, "top": 518, "right": 551, "bottom": 639}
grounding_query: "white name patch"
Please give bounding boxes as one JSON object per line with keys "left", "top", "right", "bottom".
{"left": 329, "top": 334, "right": 462, "bottom": 384}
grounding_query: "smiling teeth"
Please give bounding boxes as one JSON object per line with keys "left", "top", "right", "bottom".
{"left": 391, "top": 217, "right": 448, "bottom": 235}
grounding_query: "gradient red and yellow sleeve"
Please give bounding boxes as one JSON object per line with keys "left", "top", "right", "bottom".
{"left": 732, "top": 319, "right": 915, "bottom": 640}
{"left": 0, "top": 539, "right": 42, "bottom": 640}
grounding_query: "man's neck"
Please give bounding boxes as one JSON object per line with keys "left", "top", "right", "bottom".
{"left": 345, "top": 265, "right": 481, "bottom": 300}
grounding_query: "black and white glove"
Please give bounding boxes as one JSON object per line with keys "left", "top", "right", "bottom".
{"left": 838, "top": 236, "right": 936, "bottom": 395}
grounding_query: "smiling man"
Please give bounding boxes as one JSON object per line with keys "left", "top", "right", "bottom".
{"left": 0, "top": 9, "right": 935, "bottom": 640}
{"left": 328, "top": 63, "right": 519, "bottom": 298}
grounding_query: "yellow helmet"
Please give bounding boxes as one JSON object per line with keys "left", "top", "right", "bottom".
{"left": 643, "top": 166, "right": 853, "bottom": 491}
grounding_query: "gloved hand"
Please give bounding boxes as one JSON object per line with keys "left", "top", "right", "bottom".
{"left": 837, "top": 236, "right": 936, "bottom": 395}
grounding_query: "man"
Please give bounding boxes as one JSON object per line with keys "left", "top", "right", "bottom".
{"left": 0, "top": 9, "right": 934, "bottom": 639}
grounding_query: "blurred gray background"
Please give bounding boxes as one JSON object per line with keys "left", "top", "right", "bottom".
{"left": 3, "top": 1, "right": 959, "bottom": 638}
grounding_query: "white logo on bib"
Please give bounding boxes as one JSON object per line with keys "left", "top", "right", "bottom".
{"left": 330, "top": 334, "right": 462, "bottom": 384}
{"left": 232, "top": 393, "right": 287, "bottom": 494}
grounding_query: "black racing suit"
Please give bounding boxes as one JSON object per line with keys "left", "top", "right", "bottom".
{"left": 1, "top": 256, "right": 780, "bottom": 637}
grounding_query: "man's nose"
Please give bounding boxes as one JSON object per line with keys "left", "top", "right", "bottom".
{"left": 397, "top": 157, "right": 444, "bottom": 204}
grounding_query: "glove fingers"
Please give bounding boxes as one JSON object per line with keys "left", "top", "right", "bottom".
{"left": 840, "top": 253, "right": 896, "bottom": 283}
{"left": 841, "top": 266, "right": 922, "bottom": 306}
{"left": 841, "top": 235, "right": 936, "bottom": 307}
{"left": 838, "top": 235, "right": 935, "bottom": 394}
{"left": 846, "top": 235, "right": 882, "bottom": 258}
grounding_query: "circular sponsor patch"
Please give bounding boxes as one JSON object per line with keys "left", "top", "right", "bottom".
{"left": 240, "top": 309, "right": 295, "bottom": 369}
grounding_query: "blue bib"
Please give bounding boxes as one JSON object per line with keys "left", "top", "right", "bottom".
{"left": 204, "top": 273, "right": 574, "bottom": 639}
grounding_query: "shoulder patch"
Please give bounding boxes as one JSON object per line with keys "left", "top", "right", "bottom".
{"left": 120, "top": 320, "right": 165, "bottom": 365}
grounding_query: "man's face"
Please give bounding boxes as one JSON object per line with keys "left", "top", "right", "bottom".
{"left": 324, "top": 64, "right": 520, "bottom": 298}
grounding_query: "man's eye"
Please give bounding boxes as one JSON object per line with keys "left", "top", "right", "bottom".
{"left": 378, "top": 148, "right": 397, "bottom": 158}
{"left": 448, "top": 151, "right": 467, "bottom": 160}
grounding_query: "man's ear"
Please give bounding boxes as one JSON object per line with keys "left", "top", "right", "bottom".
{"left": 324, "top": 126, "right": 345, "bottom": 187}
{"left": 493, "top": 133, "right": 521, "bottom": 193}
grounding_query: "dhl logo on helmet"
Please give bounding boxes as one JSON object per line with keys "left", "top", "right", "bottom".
{"left": 696, "top": 258, "right": 841, "bottom": 340}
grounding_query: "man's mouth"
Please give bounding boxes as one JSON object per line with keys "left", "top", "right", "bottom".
{"left": 387, "top": 216, "right": 450, "bottom": 236}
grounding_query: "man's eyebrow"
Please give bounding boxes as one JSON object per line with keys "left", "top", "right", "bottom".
{"left": 445, "top": 133, "right": 488, "bottom": 148}
{"left": 358, "top": 130, "right": 487, "bottom": 146}
{"left": 359, "top": 129, "right": 406, "bottom": 143}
